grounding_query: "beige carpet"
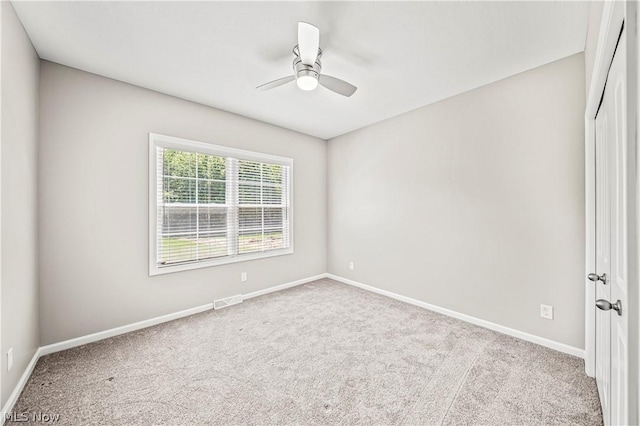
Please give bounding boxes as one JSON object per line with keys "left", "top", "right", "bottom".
{"left": 8, "top": 279, "right": 601, "bottom": 425}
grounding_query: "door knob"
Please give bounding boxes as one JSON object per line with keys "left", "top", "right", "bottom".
{"left": 596, "top": 299, "right": 622, "bottom": 316}
{"left": 588, "top": 273, "right": 607, "bottom": 284}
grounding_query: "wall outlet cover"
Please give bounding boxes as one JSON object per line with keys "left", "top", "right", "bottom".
{"left": 540, "top": 304, "right": 553, "bottom": 320}
{"left": 241, "top": 272, "right": 247, "bottom": 282}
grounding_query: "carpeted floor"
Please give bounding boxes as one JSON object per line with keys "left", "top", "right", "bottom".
{"left": 9, "top": 279, "right": 601, "bottom": 425}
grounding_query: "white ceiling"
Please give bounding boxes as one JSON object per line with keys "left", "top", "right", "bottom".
{"left": 13, "top": 1, "right": 590, "bottom": 140}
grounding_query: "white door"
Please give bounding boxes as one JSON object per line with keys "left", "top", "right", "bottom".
{"left": 595, "top": 85, "right": 611, "bottom": 422}
{"left": 593, "top": 28, "right": 628, "bottom": 426}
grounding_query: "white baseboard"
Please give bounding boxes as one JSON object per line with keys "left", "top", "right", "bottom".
{"left": 39, "top": 303, "right": 214, "bottom": 356}
{"left": 1, "top": 348, "right": 41, "bottom": 424}
{"left": 243, "top": 273, "right": 328, "bottom": 300}
{"left": 327, "top": 274, "right": 585, "bottom": 359}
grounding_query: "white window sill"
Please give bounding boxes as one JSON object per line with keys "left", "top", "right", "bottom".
{"left": 149, "top": 247, "right": 294, "bottom": 276}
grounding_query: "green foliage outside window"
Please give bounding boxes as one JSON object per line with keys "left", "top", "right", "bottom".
{"left": 162, "top": 149, "right": 226, "bottom": 204}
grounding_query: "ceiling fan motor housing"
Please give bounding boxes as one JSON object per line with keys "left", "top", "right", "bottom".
{"left": 293, "top": 46, "right": 322, "bottom": 82}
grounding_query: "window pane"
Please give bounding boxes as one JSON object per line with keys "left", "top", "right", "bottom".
{"left": 239, "top": 207, "right": 262, "bottom": 231}
{"left": 160, "top": 207, "right": 228, "bottom": 263}
{"left": 238, "top": 228, "right": 284, "bottom": 254}
{"left": 198, "top": 181, "right": 226, "bottom": 204}
{"left": 163, "top": 149, "right": 196, "bottom": 178}
{"left": 197, "top": 153, "right": 226, "bottom": 180}
{"left": 239, "top": 183, "right": 261, "bottom": 204}
{"left": 196, "top": 233, "right": 228, "bottom": 259}
{"left": 239, "top": 229, "right": 263, "bottom": 254}
{"left": 264, "top": 228, "right": 284, "bottom": 250}
{"left": 264, "top": 208, "right": 283, "bottom": 227}
{"left": 160, "top": 236, "right": 198, "bottom": 264}
{"left": 198, "top": 207, "right": 226, "bottom": 232}
{"left": 162, "top": 205, "right": 197, "bottom": 235}
{"left": 163, "top": 177, "right": 196, "bottom": 203}
{"left": 262, "top": 164, "right": 282, "bottom": 184}
{"left": 262, "top": 185, "right": 282, "bottom": 204}
{"left": 160, "top": 235, "right": 228, "bottom": 264}
{"left": 239, "top": 160, "right": 261, "bottom": 182}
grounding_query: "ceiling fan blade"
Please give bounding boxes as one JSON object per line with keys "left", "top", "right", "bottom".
{"left": 319, "top": 75, "right": 357, "bottom": 97}
{"left": 298, "top": 22, "right": 319, "bottom": 65}
{"left": 256, "top": 75, "right": 295, "bottom": 91}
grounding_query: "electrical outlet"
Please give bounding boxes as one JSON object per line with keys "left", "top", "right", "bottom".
{"left": 540, "top": 304, "right": 553, "bottom": 320}
{"left": 241, "top": 272, "right": 247, "bottom": 282}
{"left": 7, "top": 348, "right": 13, "bottom": 372}
{"left": 349, "top": 261, "right": 354, "bottom": 270}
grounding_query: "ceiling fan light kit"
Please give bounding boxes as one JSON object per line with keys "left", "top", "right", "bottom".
{"left": 257, "top": 22, "right": 357, "bottom": 97}
{"left": 296, "top": 75, "right": 318, "bottom": 91}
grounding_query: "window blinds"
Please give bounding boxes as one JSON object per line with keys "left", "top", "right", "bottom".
{"left": 155, "top": 146, "right": 291, "bottom": 268}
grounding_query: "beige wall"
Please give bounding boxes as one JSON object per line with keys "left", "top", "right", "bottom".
{"left": 585, "top": 1, "right": 604, "bottom": 94}
{"left": 38, "top": 61, "right": 326, "bottom": 345}
{"left": 328, "top": 53, "right": 586, "bottom": 349}
{"left": 1, "top": 1, "right": 40, "bottom": 407}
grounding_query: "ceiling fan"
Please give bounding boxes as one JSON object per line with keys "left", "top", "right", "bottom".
{"left": 256, "top": 22, "right": 357, "bottom": 97}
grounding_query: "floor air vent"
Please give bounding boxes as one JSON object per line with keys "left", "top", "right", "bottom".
{"left": 213, "top": 294, "right": 244, "bottom": 310}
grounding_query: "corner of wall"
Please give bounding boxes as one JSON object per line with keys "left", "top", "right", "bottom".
{"left": 324, "top": 137, "right": 331, "bottom": 275}
{"left": 1, "top": 0, "right": 42, "bottom": 409}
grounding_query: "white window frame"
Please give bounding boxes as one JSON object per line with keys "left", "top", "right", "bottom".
{"left": 149, "top": 133, "right": 294, "bottom": 276}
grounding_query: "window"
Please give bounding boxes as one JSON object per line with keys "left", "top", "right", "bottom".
{"left": 149, "top": 133, "right": 292, "bottom": 275}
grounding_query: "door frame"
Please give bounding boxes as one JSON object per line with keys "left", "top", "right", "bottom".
{"left": 0, "top": 0, "right": 3, "bottom": 410}
{"left": 584, "top": 1, "right": 638, "bottom": 423}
